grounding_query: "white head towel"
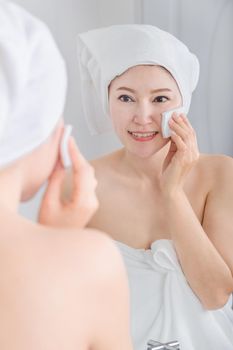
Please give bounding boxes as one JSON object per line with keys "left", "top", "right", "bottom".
{"left": 77, "top": 24, "right": 199, "bottom": 135}
{"left": 0, "top": 1, "right": 67, "bottom": 168}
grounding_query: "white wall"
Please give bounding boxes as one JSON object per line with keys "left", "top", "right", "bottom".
{"left": 142, "top": 0, "right": 233, "bottom": 155}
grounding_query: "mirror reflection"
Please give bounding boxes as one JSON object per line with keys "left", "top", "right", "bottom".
{"left": 1, "top": 0, "right": 232, "bottom": 349}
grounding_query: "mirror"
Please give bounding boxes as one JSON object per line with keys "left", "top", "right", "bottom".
{"left": 18, "top": 0, "right": 233, "bottom": 218}
{"left": 15, "top": 0, "right": 233, "bottom": 348}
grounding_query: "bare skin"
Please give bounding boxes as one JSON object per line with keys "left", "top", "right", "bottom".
{"left": 0, "top": 122, "right": 132, "bottom": 350}
{"left": 0, "top": 216, "right": 131, "bottom": 350}
{"left": 89, "top": 148, "right": 209, "bottom": 247}
{"left": 87, "top": 65, "right": 233, "bottom": 310}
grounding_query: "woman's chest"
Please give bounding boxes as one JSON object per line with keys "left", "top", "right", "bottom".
{"left": 88, "top": 176, "right": 208, "bottom": 248}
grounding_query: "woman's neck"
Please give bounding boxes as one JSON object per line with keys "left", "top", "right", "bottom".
{"left": 118, "top": 143, "right": 170, "bottom": 183}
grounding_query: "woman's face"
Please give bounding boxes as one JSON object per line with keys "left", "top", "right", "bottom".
{"left": 108, "top": 65, "right": 182, "bottom": 158}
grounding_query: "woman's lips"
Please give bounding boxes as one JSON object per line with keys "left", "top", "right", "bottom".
{"left": 127, "top": 130, "right": 159, "bottom": 142}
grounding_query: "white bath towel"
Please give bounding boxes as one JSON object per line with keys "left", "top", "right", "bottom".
{"left": 0, "top": 0, "right": 67, "bottom": 167}
{"left": 115, "top": 239, "right": 233, "bottom": 350}
{"left": 77, "top": 24, "right": 199, "bottom": 135}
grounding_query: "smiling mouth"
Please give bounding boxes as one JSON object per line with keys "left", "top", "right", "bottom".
{"left": 127, "top": 131, "right": 159, "bottom": 139}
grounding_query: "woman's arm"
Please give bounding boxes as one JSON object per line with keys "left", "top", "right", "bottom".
{"left": 201, "top": 156, "right": 233, "bottom": 302}
{"left": 163, "top": 184, "right": 233, "bottom": 310}
{"left": 160, "top": 114, "right": 233, "bottom": 310}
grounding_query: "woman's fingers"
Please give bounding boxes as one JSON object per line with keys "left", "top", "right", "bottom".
{"left": 38, "top": 161, "right": 66, "bottom": 224}
{"left": 169, "top": 113, "right": 194, "bottom": 145}
{"left": 68, "top": 136, "right": 87, "bottom": 172}
{"left": 67, "top": 137, "right": 86, "bottom": 202}
{"left": 42, "top": 161, "right": 66, "bottom": 207}
{"left": 67, "top": 137, "right": 97, "bottom": 206}
{"left": 170, "top": 113, "right": 195, "bottom": 134}
{"left": 169, "top": 114, "right": 199, "bottom": 164}
{"left": 180, "top": 113, "right": 194, "bottom": 129}
{"left": 170, "top": 131, "right": 187, "bottom": 152}
{"left": 161, "top": 113, "right": 200, "bottom": 194}
{"left": 170, "top": 113, "right": 187, "bottom": 130}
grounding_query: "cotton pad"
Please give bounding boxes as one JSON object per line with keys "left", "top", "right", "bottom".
{"left": 161, "top": 107, "right": 186, "bottom": 138}
{"left": 60, "top": 125, "right": 73, "bottom": 169}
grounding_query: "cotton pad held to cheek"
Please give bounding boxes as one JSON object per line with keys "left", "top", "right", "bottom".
{"left": 60, "top": 124, "right": 73, "bottom": 168}
{"left": 161, "top": 107, "right": 185, "bottom": 138}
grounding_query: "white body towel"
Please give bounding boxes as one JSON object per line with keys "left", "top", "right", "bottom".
{"left": 116, "top": 239, "right": 233, "bottom": 350}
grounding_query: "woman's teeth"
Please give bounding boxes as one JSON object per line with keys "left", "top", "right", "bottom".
{"left": 128, "top": 131, "right": 158, "bottom": 138}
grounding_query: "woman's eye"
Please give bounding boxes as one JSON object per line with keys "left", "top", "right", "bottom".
{"left": 118, "top": 95, "right": 134, "bottom": 102}
{"left": 153, "top": 96, "right": 169, "bottom": 103}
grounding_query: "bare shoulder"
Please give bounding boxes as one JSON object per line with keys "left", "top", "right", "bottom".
{"left": 1, "top": 223, "right": 124, "bottom": 292}
{"left": 0, "top": 225, "right": 126, "bottom": 347}
{"left": 90, "top": 149, "right": 122, "bottom": 175}
{"left": 43, "top": 228, "right": 130, "bottom": 348}
{"left": 37, "top": 226, "right": 125, "bottom": 280}
{"left": 198, "top": 153, "right": 233, "bottom": 187}
{"left": 89, "top": 151, "right": 117, "bottom": 167}
{"left": 198, "top": 153, "right": 233, "bottom": 169}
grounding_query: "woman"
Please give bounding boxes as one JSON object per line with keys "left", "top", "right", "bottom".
{"left": 0, "top": 3, "right": 132, "bottom": 349}
{"left": 77, "top": 24, "right": 233, "bottom": 349}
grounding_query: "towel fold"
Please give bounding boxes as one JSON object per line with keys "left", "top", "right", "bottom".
{"left": 115, "top": 239, "right": 233, "bottom": 350}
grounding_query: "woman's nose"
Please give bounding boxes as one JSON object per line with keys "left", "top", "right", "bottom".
{"left": 133, "top": 102, "right": 157, "bottom": 125}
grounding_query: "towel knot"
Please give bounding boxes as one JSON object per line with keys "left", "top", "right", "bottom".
{"left": 151, "top": 240, "right": 181, "bottom": 272}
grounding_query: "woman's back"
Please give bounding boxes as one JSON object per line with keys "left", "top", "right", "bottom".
{"left": 0, "top": 214, "right": 131, "bottom": 350}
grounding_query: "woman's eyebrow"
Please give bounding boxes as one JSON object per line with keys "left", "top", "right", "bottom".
{"left": 116, "top": 87, "right": 172, "bottom": 93}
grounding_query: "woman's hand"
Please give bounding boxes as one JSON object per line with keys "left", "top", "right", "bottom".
{"left": 38, "top": 137, "right": 99, "bottom": 229}
{"left": 160, "top": 113, "right": 199, "bottom": 196}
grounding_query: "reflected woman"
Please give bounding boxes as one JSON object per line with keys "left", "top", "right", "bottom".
{"left": 77, "top": 24, "right": 233, "bottom": 350}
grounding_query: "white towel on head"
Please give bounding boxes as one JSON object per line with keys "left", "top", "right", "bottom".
{"left": 0, "top": 0, "right": 67, "bottom": 168}
{"left": 77, "top": 24, "right": 200, "bottom": 135}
